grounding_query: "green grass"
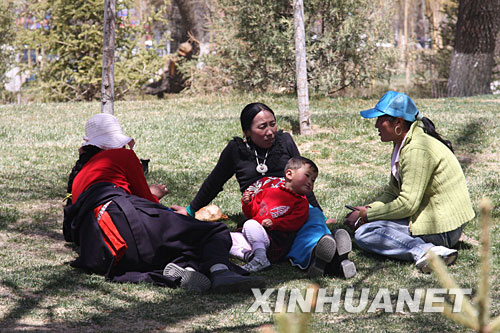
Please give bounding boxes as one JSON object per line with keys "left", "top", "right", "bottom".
{"left": 1, "top": 93, "right": 499, "bottom": 332}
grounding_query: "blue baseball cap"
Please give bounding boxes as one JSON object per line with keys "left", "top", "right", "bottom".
{"left": 360, "top": 91, "right": 419, "bottom": 122}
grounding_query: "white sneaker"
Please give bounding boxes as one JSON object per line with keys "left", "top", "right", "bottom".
{"left": 415, "top": 246, "right": 458, "bottom": 274}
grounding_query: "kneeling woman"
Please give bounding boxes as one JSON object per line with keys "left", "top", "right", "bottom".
{"left": 63, "top": 113, "right": 264, "bottom": 292}
{"left": 344, "top": 91, "right": 475, "bottom": 273}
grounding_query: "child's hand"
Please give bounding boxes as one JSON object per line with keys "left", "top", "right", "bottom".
{"left": 325, "top": 218, "right": 337, "bottom": 225}
{"left": 262, "top": 219, "right": 273, "bottom": 228}
{"left": 242, "top": 191, "right": 252, "bottom": 204}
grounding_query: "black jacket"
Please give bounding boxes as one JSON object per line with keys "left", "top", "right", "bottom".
{"left": 190, "top": 130, "right": 320, "bottom": 211}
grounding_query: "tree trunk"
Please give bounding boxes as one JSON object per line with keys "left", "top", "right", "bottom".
{"left": 293, "top": 0, "right": 312, "bottom": 135}
{"left": 447, "top": 0, "right": 500, "bottom": 97}
{"left": 101, "top": 0, "right": 116, "bottom": 114}
{"left": 404, "top": 0, "right": 410, "bottom": 88}
{"left": 173, "top": 0, "right": 210, "bottom": 58}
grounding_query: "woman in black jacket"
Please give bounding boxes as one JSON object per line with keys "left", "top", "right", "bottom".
{"left": 172, "top": 103, "right": 356, "bottom": 278}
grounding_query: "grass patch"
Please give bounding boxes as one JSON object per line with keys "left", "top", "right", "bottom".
{"left": 0, "top": 93, "right": 499, "bottom": 331}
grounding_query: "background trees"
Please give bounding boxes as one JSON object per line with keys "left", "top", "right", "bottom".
{"left": 2, "top": 0, "right": 500, "bottom": 102}
{"left": 0, "top": 1, "right": 16, "bottom": 100}
{"left": 8, "top": 0, "right": 167, "bottom": 102}
{"left": 195, "top": 0, "right": 395, "bottom": 96}
{"left": 447, "top": 0, "right": 500, "bottom": 97}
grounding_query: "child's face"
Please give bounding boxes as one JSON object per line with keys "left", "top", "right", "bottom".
{"left": 287, "top": 164, "right": 318, "bottom": 196}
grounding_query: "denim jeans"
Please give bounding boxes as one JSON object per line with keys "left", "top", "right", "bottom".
{"left": 354, "top": 219, "right": 464, "bottom": 262}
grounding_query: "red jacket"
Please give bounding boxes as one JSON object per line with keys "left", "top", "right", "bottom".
{"left": 71, "top": 148, "right": 158, "bottom": 263}
{"left": 242, "top": 180, "right": 308, "bottom": 232}
{"left": 72, "top": 148, "right": 158, "bottom": 203}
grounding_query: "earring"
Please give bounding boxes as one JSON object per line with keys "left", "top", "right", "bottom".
{"left": 395, "top": 125, "right": 402, "bottom": 136}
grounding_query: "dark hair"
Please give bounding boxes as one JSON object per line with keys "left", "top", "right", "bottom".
{"left": 66, "top": 145, "right": 102, "bottom": 205}
{"left": 240, "top": 103, "right": 275, "bottom": 132}
{"left": 420, "top": 117, "right": 454, "bottom": 152}
{"left": 391, "top": 116, "right": 454, "bottom": 153}
{"left": 285, "top": 156, "right": 319, "bottom": 174}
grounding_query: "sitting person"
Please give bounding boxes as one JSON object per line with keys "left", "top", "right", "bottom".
{"left": 63, "top": 113, "right": 265, "bottom": 292}
{"left": 230, "top": 156, "right": 316, "bottom": 272}
{"left": 172, "top": 103, "right": 356, "bottom": 279}
{"left": 343, "top": 91, "right": 475, "bottom": 273}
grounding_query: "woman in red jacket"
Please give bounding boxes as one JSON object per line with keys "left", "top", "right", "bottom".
{"left": 64, "top": 113, "right": 264, "bottom": 293}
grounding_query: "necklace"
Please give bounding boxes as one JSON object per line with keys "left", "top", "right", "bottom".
{"left": 254, "top": 149, "right": 269, "bottom": 175}
{"left": 245, "top": 141, "right": 269, "bottom": 175}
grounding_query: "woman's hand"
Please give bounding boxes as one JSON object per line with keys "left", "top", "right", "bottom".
{"left": 149, "top": 184, "right": 168, "bottom": 200}
{"left": 343, "top": 206, "right": 368, "bottom": 230}
{"left": 128, "top": 138, "right": 135, "bottom": 150}
{"left": 344, "top": 211, "right": 360, "bottom": 230}
{"left": 170, "top": 205, "right": 188, "bottom": 216}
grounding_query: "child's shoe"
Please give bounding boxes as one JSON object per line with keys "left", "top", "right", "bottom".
{"left": 242, "top": 256, "right": 271, "bottom": 272}
{"left": 307, "top": 234, "right": 336, "bottom": 278}
{"left": 325, "top": 229, "right": 357, "bottom": 278}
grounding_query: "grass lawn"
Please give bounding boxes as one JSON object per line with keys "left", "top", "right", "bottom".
{"left": 1, "top": 93, "right": 499, "bottom": 332}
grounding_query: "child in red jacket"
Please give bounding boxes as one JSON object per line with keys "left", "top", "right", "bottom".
{"left": 231, "top": 156, "right": 318, "bottom": 272}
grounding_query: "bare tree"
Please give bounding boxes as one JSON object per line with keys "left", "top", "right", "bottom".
{"left": 293, "top": 0, "right": 312, "bottom": 135}
{"left": 447, "top": 0, "right": 500, "bottom": 97}
{"left": 102, "top": 0, "right": 116, "bottom": 114}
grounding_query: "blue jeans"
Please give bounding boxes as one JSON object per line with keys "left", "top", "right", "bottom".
{"left": 354, "top": 219, "right": 464, "bottom": 262}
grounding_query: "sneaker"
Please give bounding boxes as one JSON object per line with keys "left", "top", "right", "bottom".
{"left": 415, "top": 246, "right": 458, "bottom": 274}
{"left": 243, "top": 250, "right": 254, "bottom": 262}
{"left": 307, "top": 234, "right": 336, "bottom": 278}
{"left": 211, "top": 269, "right": 266, "bottom": 293}
{"left": 163, "top": 263, "right": 211, "bottom": 292}
{"left": 242, "top": 256, "right": 271, "bottom": 272}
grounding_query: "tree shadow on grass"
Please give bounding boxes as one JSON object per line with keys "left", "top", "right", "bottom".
{"left": 450, "top": 118, "right": 487, "bottom": 171}
{"left": 279, "top": 115, "right": 300, "bottom": 135}
{"left": 2, "top": 118, "right": 487, "bottom": 331}
{"left": 0, "top": 263, "right": 268, "bottom": 331}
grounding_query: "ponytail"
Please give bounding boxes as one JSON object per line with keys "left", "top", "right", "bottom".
{"left": 420, "top": 117, "right": 454, "bottom": 153}
{"left": 66, "top": 145, "right": 102, "bottom": 205}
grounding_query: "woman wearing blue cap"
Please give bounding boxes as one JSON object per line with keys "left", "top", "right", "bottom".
{"left": 343, "top": 91, "right": 475, "bottom": 273}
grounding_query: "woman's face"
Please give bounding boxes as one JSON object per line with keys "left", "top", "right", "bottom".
{"left": 375, "top": 115, "right": 399, "bottom": 143}
{"left": 245, "top": 110, "right": 277, "bottom": 149}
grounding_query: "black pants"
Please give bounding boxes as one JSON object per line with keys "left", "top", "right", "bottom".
{"left": 106, "top": 195, "right": 232, "bottom": 275}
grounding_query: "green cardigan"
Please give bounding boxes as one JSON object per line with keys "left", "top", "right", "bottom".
{"left": 366, "top": 121, "right": 475, "bottom": 235}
